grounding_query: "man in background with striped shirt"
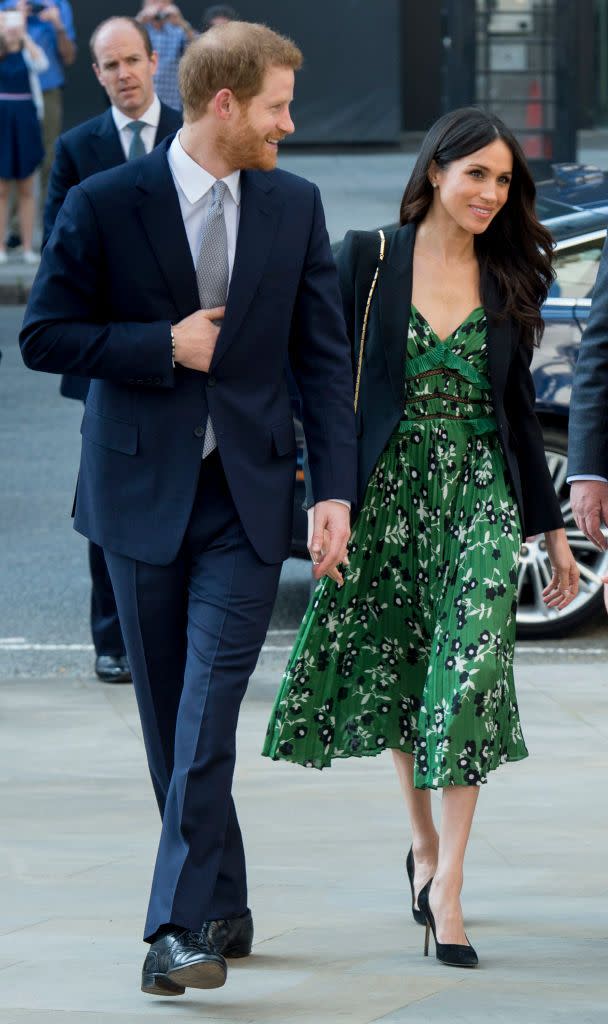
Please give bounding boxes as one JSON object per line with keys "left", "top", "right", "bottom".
{"left": 136, "top": 1, "right": 196, "bottom": 112}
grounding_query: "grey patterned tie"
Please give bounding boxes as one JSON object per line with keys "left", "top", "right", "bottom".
{"left": 196, "top": 180, "right": 229, "bottom": 458}
{"left": 127, "top": 120, "right": 146, "bottom": 160}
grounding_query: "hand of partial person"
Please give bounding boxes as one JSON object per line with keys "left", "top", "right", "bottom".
{"left": 542, "top": 528, "right": 579, "bottom": 610}
{"left": 38, "top": 5, "right": 62, "bottom": 28}
{"left": 164, "top": 4, "right": 183, "bottom": 23}
{"left": 136, "top": 6, "right": 159, "bottom": 23}
{"left": 308, "top": 501, "right": 350, "bottom": 584}
{"left": 171, "top": 307, "right": 224, "bottom": 373}
{"left": 570, "top": 479, "right": 608, "bottom": 550}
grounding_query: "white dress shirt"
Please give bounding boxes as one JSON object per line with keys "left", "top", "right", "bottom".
{"left": 167, "top": 131, "right": 240, "bottom": 272}
{"left": 567, "top": 475, "right": 608, "bottom": 484}
{"left": 112, "top": 94, "right": 163, "bottom": 160}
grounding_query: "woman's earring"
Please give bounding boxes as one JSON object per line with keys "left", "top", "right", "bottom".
{"left": 432, "top": 182, "right": 438, "bottom": 189}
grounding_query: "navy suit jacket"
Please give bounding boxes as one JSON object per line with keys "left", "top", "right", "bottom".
{"left": 43, "top": 103, "right": 182, "bottom": 402}
{"left": 568, "top": 238, "right": 608, "bottom": 478}
{"left": 21, "top": 139, "right": 357, "bottom": 566}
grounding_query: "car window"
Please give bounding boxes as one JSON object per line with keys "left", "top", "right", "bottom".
{"left": 536, "top": 196, "right": 577, "bottom": 219}
{"left": 550, "top": 235, "right": 606, "bottom": 299}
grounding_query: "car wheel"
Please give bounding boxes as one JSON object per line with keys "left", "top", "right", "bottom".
{"left": 516, "top": 427, "right": 608, "bottom": 639}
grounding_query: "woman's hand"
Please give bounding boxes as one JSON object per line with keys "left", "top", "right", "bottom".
{"left": 542, "top": 528, "right": 579, "bottom": 609}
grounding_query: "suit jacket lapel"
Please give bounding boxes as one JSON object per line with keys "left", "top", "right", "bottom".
{"left": 154, "top": 105, "right": 181, "bottom": 147}
{"left": 375, "top": 223, "right": 415, "bottom": 404}
{"left": 89, "top": 109, "right": 125, "bottom": 171}
{"left": 211, "top": 169, "right": 282, "bottom": 371}
{"left": 484, "top": 273, "right": 514, "bottom": 399}
{"left": 135, "top": 140, "right": 199, "bottom": 318}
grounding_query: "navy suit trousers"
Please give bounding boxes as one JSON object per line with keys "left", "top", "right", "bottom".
{"left": 105, "top": 451, "right": 282, "bottom": 941}
{"left": 88, "top": 541, "right": 125, "bottom": 657}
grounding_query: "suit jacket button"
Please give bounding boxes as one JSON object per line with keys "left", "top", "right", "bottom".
{"left": 194, "top": 425, "right": 205, "bottom": 438}
{"left": 208, "top": 375, "right": 216, "bottom": 387}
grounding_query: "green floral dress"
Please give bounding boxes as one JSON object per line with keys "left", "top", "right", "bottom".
{"left": 263, "top": 306, "right": 529, "bottom": 789}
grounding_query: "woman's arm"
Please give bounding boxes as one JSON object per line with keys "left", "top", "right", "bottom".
{"left": 503, "top": 333, "right": 579, "bottom": 607}
{"left": 503, "top": 335, "right": 563, "bottom": 535}
{"left": 38, "top": 5, "right": 76, "bottom": 66}
{"left": 22, "top": 33, "right": 49, "bottom": 74}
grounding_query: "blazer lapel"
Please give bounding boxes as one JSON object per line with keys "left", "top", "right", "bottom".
{"left": 89, "top": 109, "right": 125, "bottom": 171}
{"left": 375, "top": 223, "right": 415, "bottom": 403}
{"left": 135, "top": 140, "right": 199, "bottom": 318}
{"left": 211, "top": 170, "right": 283, "bottom": 371}
{"left": 484, "top": 273, "right": 514, "bottom": 399}
{"left": 155, "top": 105, "right": 181, "bottom": 146}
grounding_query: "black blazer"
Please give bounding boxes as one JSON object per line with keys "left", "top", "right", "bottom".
{"left": 43, "top": 102, "right": 182, "bottom": 402}
{"left": 335, "top": 223, "right": 562, "bottom": 538}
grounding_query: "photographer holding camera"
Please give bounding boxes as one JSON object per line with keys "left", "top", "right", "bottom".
{"left": 0, "top": 2, "right": 48, "bottom": 262}
{"left": 136, "top": 3, "right": 196, "bottom": 112}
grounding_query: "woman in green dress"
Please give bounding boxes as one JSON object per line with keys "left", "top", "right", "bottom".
{"left": 263, "top": 108, "right": 579, "bottom": 967}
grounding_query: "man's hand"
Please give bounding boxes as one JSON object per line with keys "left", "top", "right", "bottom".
{"left": 164, "top": 4, "right": 196, "bottom": 38}
{"left": 570, "top": 479, "right": 608, "bottom": 550}
{"left": 38, "top": 5, "right": 63, "bottom": 29}
{"left": 165, "top": 3, "right": 183, "bottom": 24}
{"left": 172, "top": 307, "right": 225, "bottom": 373}
{"left": 136, "top": 5, "right": 161, "bottom": 24}
{"left": 308, "top": 501, "right": 351, "bottom": 584}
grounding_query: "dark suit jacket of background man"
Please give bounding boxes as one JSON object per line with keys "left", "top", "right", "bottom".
{"left": 43, "top": 103, "right": 182, "bottom": 401}
{"left": 568, "top": 238, "right": 608, "bottom": 479}
{"left": 21, "top": 135, "right": 357, "bottom": 568}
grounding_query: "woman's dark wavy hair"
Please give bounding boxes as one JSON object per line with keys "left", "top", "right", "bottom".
{"left": 400, "top": 106, "right": 554, "bottom": 349}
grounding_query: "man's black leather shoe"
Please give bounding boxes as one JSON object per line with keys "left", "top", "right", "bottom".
{"left": 141, "top": 929, "right": 227, "bottom": 996}
{"left": 203, "top": 909, "right": 254, "bottom": 958}
{"left": 94, "top": 654, "right": 132, "bottom": 683}
{"left": 143, "top": 912, "right": 253, "bottom": 996}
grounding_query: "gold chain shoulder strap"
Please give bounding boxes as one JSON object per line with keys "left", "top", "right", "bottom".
{"left": 353, "top": 228, "right": 386, "bottom": 413}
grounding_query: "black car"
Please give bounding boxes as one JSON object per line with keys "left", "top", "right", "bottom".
{"left": 290, "top": 166, "right": 608, "bottom": 638}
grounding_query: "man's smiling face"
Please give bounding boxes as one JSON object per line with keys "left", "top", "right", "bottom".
{"left": 218, "top": 65, "right": 295, "bottom": 171}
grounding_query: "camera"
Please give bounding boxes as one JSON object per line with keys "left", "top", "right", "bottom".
{"left": 3, "top": 10, "right": 24, "bottom": 28}
{"left": 154, "top": 9, "right": 170, "bottom": 19}
{"left": 29, "top": 3, "right": 47, "bottom": 14}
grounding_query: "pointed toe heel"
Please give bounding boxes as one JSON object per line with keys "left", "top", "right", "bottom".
{"left": 418, "top": 879, "right": 479, "bottom": 969}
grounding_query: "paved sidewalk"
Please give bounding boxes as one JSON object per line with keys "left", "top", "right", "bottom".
{"left": 1, "top": 657, "right": 607, "bottom": 1023}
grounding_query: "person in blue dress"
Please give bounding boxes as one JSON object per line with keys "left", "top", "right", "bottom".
{"left": 0, "top": 6, "right": 47, "bottom": 262}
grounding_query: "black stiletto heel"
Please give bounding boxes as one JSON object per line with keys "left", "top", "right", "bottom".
{"left": 406, "top": 846, "right": 427, "bottom": 926}
{"left": 418, "top": 879, "right": 478, "bottom": 968}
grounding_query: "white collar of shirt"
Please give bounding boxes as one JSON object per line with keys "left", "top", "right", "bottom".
{"left": 112, "top": 94, "right": 161, "bottom": 134}
{"left": 167, "top": 131, "right": 241, "bottom": 208}
{"left": 167, "top": 132, "right": 241, "bottom": 278}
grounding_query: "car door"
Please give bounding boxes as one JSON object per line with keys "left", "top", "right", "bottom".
{"left": 520, "top": 228, "right": 608, "bottom": 637}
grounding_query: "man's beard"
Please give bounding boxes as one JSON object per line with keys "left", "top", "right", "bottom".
{"left": 217, "top": 119, "right": 278, "bottom": 172}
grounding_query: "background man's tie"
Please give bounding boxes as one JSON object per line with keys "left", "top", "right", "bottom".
{"left": 196, "top": 180, "right": 229, "bottom": 458}
{"left": 127, "top": 121, "right": 146, "bottom": 160}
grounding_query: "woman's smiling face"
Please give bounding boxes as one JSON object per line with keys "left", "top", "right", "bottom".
{"left": 430, "top": 138, "right": 514, "bottom": 234}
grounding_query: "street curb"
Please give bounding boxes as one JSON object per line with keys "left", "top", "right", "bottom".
{"left": 0, "top": 281, "right": 32, "bottom": 305}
